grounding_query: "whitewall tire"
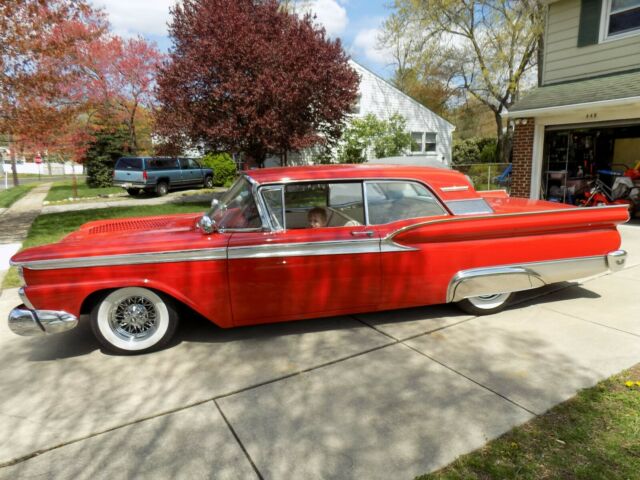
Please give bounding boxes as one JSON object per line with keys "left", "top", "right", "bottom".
{"left": 90, "top": 287, "right": 179, "bottom": 355}
{"left": 456, "top": 292, "right": 513, "bottom": 316}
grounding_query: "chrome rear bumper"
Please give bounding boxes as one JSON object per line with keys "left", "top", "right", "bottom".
{"left": 448, "top": 250, "right": 627, "bottom": 303}
{"left": 8, "top": 305, "right": 78, "bottom": 336}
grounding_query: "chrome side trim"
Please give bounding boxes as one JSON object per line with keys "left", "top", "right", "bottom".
{"left": 228, "top": 238, "right": 415, "bottom": 259}
{"left": 13, "top": 248, "right": 228, "bottom": 270}
{"left": 18, "top": 287, "right": 35, "bottom": 310}
{"left": 8, "top": 307, "right": 78, "bottom": 336}
{"left": 387, "top": 204, "right": 630, "bottom": 241}
{"left": 447, "top": 250, "right": 626, "bottom": 303}
{"left": 441, "top": 185, "right": 469, "bottom": 192}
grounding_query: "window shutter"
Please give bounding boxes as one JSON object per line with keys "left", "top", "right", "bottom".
{"left": 577, "top": 0, "right": 603, "bottom": 47}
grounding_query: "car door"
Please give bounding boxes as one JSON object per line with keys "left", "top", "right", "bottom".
{"left": 227, "top": 181, "right": 382, "bottom": 326}
{"left": 363, "top": 180, "right": 451, "bottom": 310}
{"left": 187, "top": 158, "right": 204, "bottom": 185}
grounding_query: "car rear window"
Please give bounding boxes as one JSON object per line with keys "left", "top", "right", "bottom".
{"left": 147, "top": 158, "right": 179, "bottom": 170}
{"left": 116, "top": 158, "right": 143, "bottom": 171}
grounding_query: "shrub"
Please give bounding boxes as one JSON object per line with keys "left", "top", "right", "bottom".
{"left": 86, "top": 155, "right": 116, "bottom": 188}
{"left": 452, "top": 137, "right": 497, "bottom": 165}
{"left": 337, "top": 114, "right": 412, "bottom": 163}
{"left": 201, "top": 152, "right": 237, "bottom": 187}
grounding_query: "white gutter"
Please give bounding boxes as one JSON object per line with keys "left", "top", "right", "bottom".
{"left": 504, "top": 95, "right": 640, "bottom": 119}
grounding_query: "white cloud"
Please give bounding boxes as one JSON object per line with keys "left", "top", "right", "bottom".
{"left": 298, "top": 0, "right": 348, "bottom": 37}
{"left": 353, "top": 28, "right": 393, "bottom": 66}
{"left": 93, "top": 0, "right": 176, "bottom": 37}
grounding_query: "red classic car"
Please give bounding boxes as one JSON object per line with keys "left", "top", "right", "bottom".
{"left": 9, "top": 165, "right": 629, "bottom": 354}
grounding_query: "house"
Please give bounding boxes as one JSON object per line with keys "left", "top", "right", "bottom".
{"left": 263, "top": 60, "right": 455, "bottom": 167}
{"left": 507, "top": 0, "right": 640, "bottom": 203}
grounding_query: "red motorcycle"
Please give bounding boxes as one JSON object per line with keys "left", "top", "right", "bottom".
{"left": 579, "top": 168, "right": 638, "bottom": 216}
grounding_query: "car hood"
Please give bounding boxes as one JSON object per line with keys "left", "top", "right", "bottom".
{"left": 11, "top": 212, "right": 226, "bottom": 265}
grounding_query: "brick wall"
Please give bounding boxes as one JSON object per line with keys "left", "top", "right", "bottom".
{"left": 511, "top": 119, "right": 535, "bottom": 198}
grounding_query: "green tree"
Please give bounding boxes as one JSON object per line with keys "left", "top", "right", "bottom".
{"left": 337, "top": 114, "right": 412, "bottom": 163}
{"left": 381, "top": 0, "right": 545, "bottom": 161}
{"left": 85, "top": 124, "right": 131, "bottom": 187}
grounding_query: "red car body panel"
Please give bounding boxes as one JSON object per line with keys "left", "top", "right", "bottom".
{"left": 11, "top": 165, "right": 628, "bottom": 329}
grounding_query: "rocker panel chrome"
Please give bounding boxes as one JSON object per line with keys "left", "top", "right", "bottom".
{"left": 447, "top": 250, "right": 627, "bottom": 303}
{"left": 9, "top": 307, "right": 78, "bottom": 336}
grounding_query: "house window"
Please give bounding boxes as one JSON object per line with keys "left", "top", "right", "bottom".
{"left": 351, "top": 93, "right": 362, "bottom": 114}
{"left": 606, "top": 0, "right": 640, "bottom": 38}
{"left": 410, "top": 132, "right": 437, "bottom": 153}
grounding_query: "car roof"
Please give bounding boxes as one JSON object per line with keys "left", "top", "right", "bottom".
{"left": 244, "top": 164, "right": 479, "bottom": 201}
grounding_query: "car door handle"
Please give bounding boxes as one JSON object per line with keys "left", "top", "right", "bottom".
{"left": 351, "top": 231, "right": 375, "bottom": 237}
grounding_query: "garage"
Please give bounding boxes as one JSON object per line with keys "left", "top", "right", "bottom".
{"left": 542, "top": 120, "right": 640, "bottom": 208}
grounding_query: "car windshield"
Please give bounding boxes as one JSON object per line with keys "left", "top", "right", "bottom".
{"left": 207, "top": 177, "right": 262, "bottom": 229}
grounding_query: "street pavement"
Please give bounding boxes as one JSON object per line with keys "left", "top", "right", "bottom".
{"left": 0, "top": 223, "right": 637, "bottom": 479}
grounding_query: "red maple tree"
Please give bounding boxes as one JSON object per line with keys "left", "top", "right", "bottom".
{"left": 79, "top": 35, "right": 164, "bottom": 153}
{"left": 0, "top": 0, "right": 106, "bottom": 184}
{"left": 155, "top": 0, "right": 359, "bottom": 166}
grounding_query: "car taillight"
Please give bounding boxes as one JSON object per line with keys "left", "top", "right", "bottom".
{"left": 113, "top": 170, "right": 116, "bottom": 178}
{"left": 143, "top": 170, "right": 148, "bottom": 180}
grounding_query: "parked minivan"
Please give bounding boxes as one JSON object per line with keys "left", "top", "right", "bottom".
{"left": 113, "top": 157, "right": 214, "bottom": 196}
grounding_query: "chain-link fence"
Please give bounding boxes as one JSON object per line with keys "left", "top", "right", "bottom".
{"left": 453, "top": 163, "right": 511, "bottom": 192}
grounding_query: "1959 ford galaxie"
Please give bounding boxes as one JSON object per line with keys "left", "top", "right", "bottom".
{"left": 8, "top": 165, "right": 629, "bottom": 354}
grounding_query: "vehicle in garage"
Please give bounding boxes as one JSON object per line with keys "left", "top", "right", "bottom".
{"left": 8, "top": 165, "right": 629, "bottom": 354}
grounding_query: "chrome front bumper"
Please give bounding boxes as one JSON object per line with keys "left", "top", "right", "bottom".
{"left": 447, "top": 250, "right": 627, "bottom": 303}
{"left": 9, "top": 289, "right": 78, "bottom": 336}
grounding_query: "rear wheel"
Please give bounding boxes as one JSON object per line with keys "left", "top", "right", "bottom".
{"left": 126, "top": 188, "right": 140, "bottom": 196}
{"left": 156, "top": 181, "right": 169, "bottom": 196}
{"left": 456, "top": 292, "right": 513, "bottom": 316}
{"left": 90, "top": 287, "right": 179, "bottom": 355}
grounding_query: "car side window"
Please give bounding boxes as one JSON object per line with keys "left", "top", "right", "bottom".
{"left": 365, "top": 181, "right": 446, "bottom": 225}
{"left": 284, "top": 182, "right": 365, "bottom": 229}
{"left": 178, "top": 158, "right": 189, "bottom": 169}
{"left": 148, "top": 158, "right": 179, "bottom": 170}
{"left": 261, "top": 186, "right": 285, "bottom": 230}
{"left": 187, "top": 159, "right": 200, "bottom": 169}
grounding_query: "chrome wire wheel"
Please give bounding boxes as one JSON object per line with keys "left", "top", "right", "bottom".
{"left": 109, "top": 295, "right": 158, "bottom": 340}
{"left": 91, "top": 287, "right": 178, "bottom": 354}
{"left": 456, "top": 292, "right": 513, "bottom": 316}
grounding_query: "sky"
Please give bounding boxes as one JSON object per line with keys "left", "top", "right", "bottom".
{"left": 92, "top": 0, "right": 396, "bottom": 78}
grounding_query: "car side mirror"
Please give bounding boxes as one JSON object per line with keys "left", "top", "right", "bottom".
{"left": 197, "top": 215, "right": 217, "bottom": 234}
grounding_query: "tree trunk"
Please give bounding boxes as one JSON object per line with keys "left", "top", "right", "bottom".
{"left": 129, "top": 105, "right": 138, "bottom": 154}
{"left": 494, "top": 111, "right": 505, "bottom": 163}
{"left": 537, "top": 32, "right": 544, "bottom": 87}
{"left": 8, "top": 133, "right": 19, "bottom": 186}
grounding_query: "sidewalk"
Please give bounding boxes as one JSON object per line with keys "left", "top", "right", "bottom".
{"left": 0, "top": 184, "right": 51, "bottom": 284}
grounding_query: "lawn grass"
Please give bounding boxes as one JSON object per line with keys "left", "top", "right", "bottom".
{"left": 45, "top": 180, "right": 123, "bottom": 202}
{"left": 0, "top": 184, "right": 36, "bottom": 208}
{"left": 417, "top": 364, "right": 640, "bottom": 480}
{"left": 2, "top": 201, "right": 210, "bottom": 289}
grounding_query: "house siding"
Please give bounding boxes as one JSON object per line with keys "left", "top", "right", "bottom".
{"left": 350, "top": 62, "right": 454, "bottom": 165}
{"left": 264, "top": 61, "right": 454, "bottom": 168}
{"left": 543, "top": 0, "right": 640, "bottom": 85}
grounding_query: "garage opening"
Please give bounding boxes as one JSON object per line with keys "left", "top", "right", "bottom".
{"left": 541, "top": 120, "right": 640, "bottom": 210}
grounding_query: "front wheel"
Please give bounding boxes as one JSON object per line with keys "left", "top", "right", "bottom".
{"left": 456, "top": 292, "right": 513, "bottom": 316}
{"left": 203, "top": 175, "right": 214, "bottom": 188}
{"left": 90, "top": 287, "right": 179, "bottom": 355}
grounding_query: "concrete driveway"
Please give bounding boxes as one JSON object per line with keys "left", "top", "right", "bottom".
{"left": 0, "top": 224, "right": 638, "bottom": 479}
